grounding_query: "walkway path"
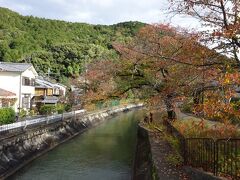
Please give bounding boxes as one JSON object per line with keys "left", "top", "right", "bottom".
{"left": 149, "top": 130, "right": 189, "bottom": 180}
{"left": 141, "top": 112, "right": 189, "bottom": 179}
{"left": 175, "top": 108, "right": 225, "bottom": 128}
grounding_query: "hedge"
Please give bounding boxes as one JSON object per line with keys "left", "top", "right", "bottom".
{"left": 39, "top": 105, "right": 56, "bottom": 115}
{"left": 0, "top": 108, "right": 15, "bottom": 125}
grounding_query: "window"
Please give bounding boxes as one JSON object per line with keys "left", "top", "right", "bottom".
{"left": 22, "top": 77, "right": 35, "bottom": 86}
{"left": 22, "top": 77, "right": 30, "bottom": 86}
{"left": 53, "top": 88, "right": 60, "bottom": 95}
{"left": 31, "top": 79, "right": 35, "bottom": 86}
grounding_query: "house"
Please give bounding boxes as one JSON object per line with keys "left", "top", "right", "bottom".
{"left": 34, "top": 77, "right": 66, "bottom": 108}
{"left": 0, "top": 88, "right": 17, "bottom": 108}
{"left": 0, "top": 62, "right": 38, "bottom": 112}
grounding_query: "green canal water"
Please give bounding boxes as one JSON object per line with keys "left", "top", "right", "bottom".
{"left": 9, "top": 110, "right": 146, "bottom": 180}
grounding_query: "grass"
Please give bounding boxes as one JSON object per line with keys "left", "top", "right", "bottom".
{"left": 151, "top": 164, "right": 159, "bottom": 180}
{"left": 163, "top": 133, "right": 184, "bottom": 166}
{"left": 141, "top": 116, "right": 184, "bottom": 166}
{"left": 144, "top": 121, "right": 164, "bottom": 132}
{"left": 165, "top": 153, "right": 183, "bottom": 166}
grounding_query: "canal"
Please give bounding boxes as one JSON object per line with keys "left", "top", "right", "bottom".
{"left": 9, "top": 110, "right": 146, "bottom": 180}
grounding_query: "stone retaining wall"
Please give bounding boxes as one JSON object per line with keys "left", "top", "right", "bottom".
{"left": 132, "top": 125, "right": 157, "bottom": 180}
{"left": 0, "top": 104, "right": 143, "bottom": 179}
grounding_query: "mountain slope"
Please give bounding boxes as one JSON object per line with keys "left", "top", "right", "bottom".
{"left": 0, "top": 7, "right": 145, "bottom": 82}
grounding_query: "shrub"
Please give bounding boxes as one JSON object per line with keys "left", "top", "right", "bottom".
{"left": 19, "top": 109, "right": 27, "bottom": 118}
{"left": 180, "top": 101, "right": 194, "bottom": 113}
{"left": 56, "top": 104, "right": 65, "bottom": 114}
{"left": 39, "top": 105, "right": 56, "bottom": 115}
{"left": 110, "top": 99, "right": 120, "bottom": 107}
{"left": 95, "top": 101, "right": 104, "bottom": 109}
{"left": 29, "top": 109, "right": 36, "bottom": 116}
{"left": 64, "top": 104, "right": 71, "bottom": 112}
{"left": 0, "top": 108, "right": 15, "bottom": 125}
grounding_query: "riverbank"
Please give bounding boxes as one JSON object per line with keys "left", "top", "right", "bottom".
{"left": 133, "top": 111, "right": 232, "bottom": 180}
{"left": 0, "top": 104, "right": 143, "bottom": 179}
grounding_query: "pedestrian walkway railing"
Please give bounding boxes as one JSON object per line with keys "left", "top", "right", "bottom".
{"left": 0, "top": 103, "right": 144, "bottom": 137}
{"left": 185, "top": 138, "right": 240, "bottom": 179}
{"left": 0, "top": 109, "right": 85, "bottom": 136}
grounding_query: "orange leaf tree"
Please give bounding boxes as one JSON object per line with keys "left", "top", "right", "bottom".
{"left": 168, "top": 0, "right": 240, "bottom": 63}
{"left": 85, "top": 24, "right": 239, "bottom": 123}
{"left": 112, "top": 24, "right": 227, "bottom": 119}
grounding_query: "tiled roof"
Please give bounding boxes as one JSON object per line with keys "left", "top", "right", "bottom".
{"left": 42, "top": 96, "right": 59, "bottom": 104}
{"left": 35, "top": 78, "right": 56, "bottom": 88}
{"left": 35, "top": 77, "right": 66, "bottom": 89}
{"left": 0, "top": 88, "right": 16, "bottom": 97}
{"left": 0, "top": 62, "right": 32, "bottom": 72}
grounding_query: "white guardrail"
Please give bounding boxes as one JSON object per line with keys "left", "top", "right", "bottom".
{"left": 0, "top": 103, "right": 144, "bottom": 135}
{"left": 0, "top": 109, "right": 86, "bottom": 134}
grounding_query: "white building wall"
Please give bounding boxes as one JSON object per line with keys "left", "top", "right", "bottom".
{"left": 0, "top": 68, "right": 37, "bottom": 112}
{"left": 0, "top": 72, "right": 21, "bottom": 112}
{"left": 21, "top": 69, "right": 36, "bottom": 96}
{"left": 56, "top": 84, "right": 66, "bottom": 96}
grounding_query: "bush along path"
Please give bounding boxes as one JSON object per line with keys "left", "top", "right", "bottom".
{"left": 141, "top": 113, "right": 189, "bottom": 180}
{"left": 174, "top": 108, "right": 240, "bottom": 139}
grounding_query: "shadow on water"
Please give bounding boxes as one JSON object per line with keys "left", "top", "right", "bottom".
{"left": 9, "top": 109, "right": 146, "bottom": 180}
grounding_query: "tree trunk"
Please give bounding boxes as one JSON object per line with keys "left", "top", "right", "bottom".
{"left": 164, "top": 94, "right": 176, "bottom": 120}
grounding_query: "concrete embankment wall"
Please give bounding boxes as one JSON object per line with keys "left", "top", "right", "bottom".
{"left": 0, "top": 104, "right": 143, "bottom": 179}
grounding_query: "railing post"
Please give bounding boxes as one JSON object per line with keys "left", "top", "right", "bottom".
{"left": 213, "top": 140, "right": 217, "bottom": 176}
{"left": 183, "top": 138, "right": 187, "bottom": 165}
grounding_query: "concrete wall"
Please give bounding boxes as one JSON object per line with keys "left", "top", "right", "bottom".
{"left": 0, "top": 104, "right": 143, "bottom": 179}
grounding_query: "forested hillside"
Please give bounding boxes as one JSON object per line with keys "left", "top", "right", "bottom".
{"left": 0, "top": 7, "right": 145, "bottom": 82}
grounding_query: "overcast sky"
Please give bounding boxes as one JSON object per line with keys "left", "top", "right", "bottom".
{"left": 0, "top": 0, "right": 200, "bottom": 28}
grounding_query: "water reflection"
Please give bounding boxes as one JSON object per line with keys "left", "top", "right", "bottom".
{"left": 9, "top": 110, "right": 146, "bottom": 180}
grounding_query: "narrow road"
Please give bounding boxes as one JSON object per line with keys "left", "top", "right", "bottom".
{"left": 149, "top": 131, "right": 189, "bottom": 180}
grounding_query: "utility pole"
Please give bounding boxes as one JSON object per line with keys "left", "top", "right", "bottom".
{"left": 47, "top": 68, "right": 51, "bottom": 80}
{"left": 83, "top": 59, "right": 87, "bottom": 108}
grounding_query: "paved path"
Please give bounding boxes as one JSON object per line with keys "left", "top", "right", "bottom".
{"left": 149, "top": 131, "right": 189, "bottom": 180}
{"left": 175, "top": 108, "right": 224, "bottom": 128}
{"left": 147, "top": 112, "right": 190, "bottom": 180}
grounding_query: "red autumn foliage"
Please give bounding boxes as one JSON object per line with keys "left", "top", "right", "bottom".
{"left": 168, "top": 0, "right": 240, "bottom": 62}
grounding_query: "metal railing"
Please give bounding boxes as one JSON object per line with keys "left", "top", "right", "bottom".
{"left": 0, "top": 109, "right": 85, "bottom": 136}
{"left": 185, "top": 138, "right": 240, "bottom": 179}
{"left": 216, "top": 139, "right": 240, "bottom": 179}
{"left": 164, "top": 120, "right": 240, "bottom": 179}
